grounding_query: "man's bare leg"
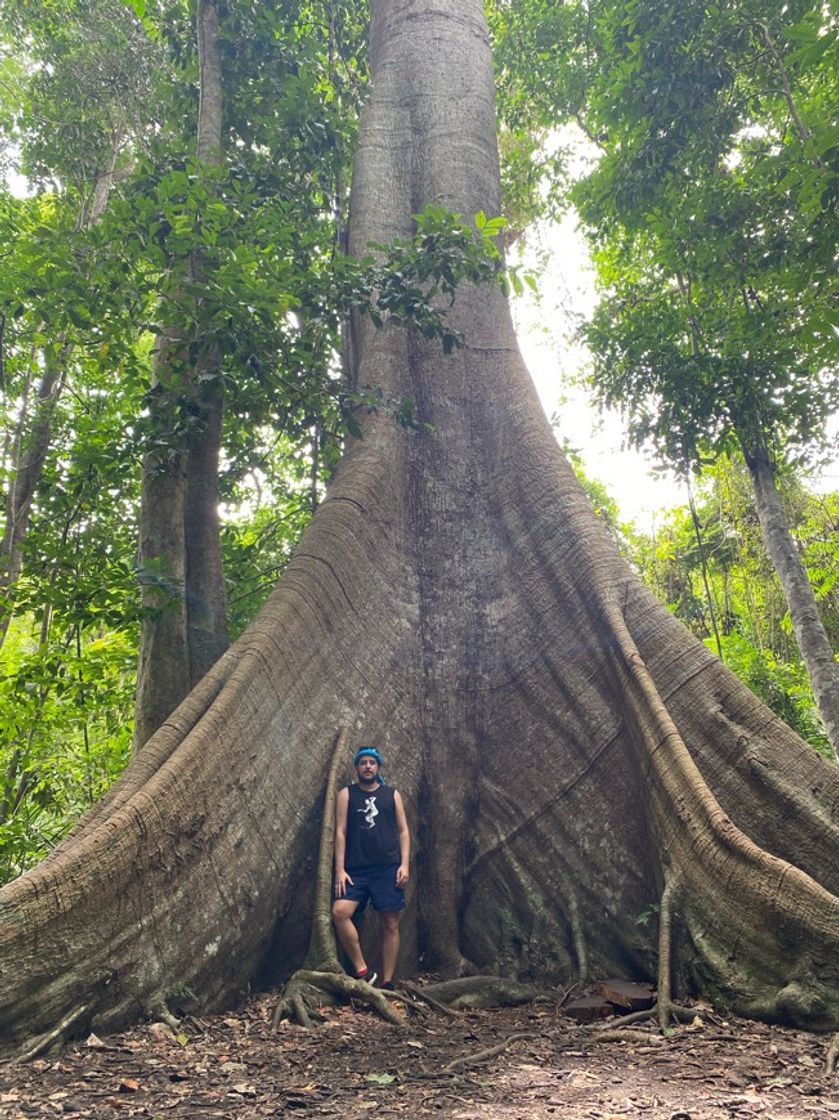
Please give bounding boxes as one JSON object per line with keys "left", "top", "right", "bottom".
{"left": 380, "top": 911, "right": 401, "bottom": 984}
{"left": 331, "top": 899, "right": 368, "bottom": 975}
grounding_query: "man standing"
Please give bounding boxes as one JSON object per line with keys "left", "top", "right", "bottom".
{"left": 332, "top": 747, "right": 410, "bottom": 988}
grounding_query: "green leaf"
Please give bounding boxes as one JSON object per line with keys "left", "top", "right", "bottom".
{"left": 345, "top": 414, "right": 364, "bottom": 440}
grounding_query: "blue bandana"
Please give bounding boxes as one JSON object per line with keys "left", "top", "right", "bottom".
{"left": 353, "top": 746, "right": 386, "bottom": 784}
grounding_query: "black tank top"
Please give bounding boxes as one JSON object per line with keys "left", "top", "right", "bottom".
{"left": 345, "top": 783, "right": 400, "bottom": 867}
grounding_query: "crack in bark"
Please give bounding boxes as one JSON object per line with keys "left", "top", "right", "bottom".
{"left": 464, "top": 726, "right": 625, "bottom": 878}
{"left": 294, "top": 553, "right": 363, "bottom": 615}
{"left": 322, "top": 495, "right": 367, "bottom": 514}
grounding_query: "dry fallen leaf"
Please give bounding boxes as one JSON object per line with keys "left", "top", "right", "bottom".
{"left": 118, "top": 1077, "right": 141, "bottom": 1093}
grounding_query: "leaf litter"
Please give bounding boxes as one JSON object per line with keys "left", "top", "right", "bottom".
{"left": 0, "top": 993, "right": 836, "bottom": 1119}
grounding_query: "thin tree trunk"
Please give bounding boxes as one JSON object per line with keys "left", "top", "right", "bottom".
{"left": 0, "top": 134, "right": 123, "bottom": 649}
{"left": 0, "top": 344, "right": 69, "bottom": 646}
{"left": 133, "top": 0, "right": 228, "bottom": 747}
{"left": 745, "top": 444, "right": 839, "bottom": 761}
{"left": 185, "top": 0, "right": 227, "bottom": 683}
{"left": 687, "top": 480, "right": 724, "bottom": 660}
{"left": 184, "top": 385, "right": 227, "bottom": 685}
{"left": 133, "top": 387, "right": 190, "bottom": 747}
{"left": 1, "top": 0, "right": 837, "bottom": 1057}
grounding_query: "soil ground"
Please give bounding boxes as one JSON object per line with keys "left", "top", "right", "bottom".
{"left": 1, "top": 991, "right": 836, "bottom": 1120}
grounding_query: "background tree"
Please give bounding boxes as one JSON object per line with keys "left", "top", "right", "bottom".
{"left": 492, "top": 0, "right": 839, "bottom": 758}
{"left": 0, "top": 0, "right": 837, "bottom": 1058}
{"left": 0, "top": 0, "right": 165, "bottom": 877}
{"left": 0, "top": 0, "right": 161, "bottom": 648}
{"left": 133, "top": 0, "right": 229, "bottom": 748}
{"left": 627, "top": 455, "right": 839, "bottom": 755}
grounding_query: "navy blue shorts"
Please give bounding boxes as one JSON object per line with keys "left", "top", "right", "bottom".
{"left": 342, "top": 864, "right": 406, "bottom": 913}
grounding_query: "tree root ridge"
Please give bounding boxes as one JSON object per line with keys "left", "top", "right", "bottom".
{"left": 272, "top": 973, "right": 550, "bottom": 1030}
{"left": 580, "top": 1003, "right": 703, "bottom": 1034}
{"left": 403, "top": 1031, "right": 543, "bottom": 1082}
{"left": 826, "top": 1032, "right": 839, "bottom": 1074}
{"left": 601, "top": 599, "right": 839, "bottom": 1029}
{"left": 14, "top": 1004, "right": 90, "bottom": 1064}
{"left": 657, "top": 872, "right": 679, "bottom": 1031}
{"left": 589, "top": 1028, "right": 663, "bottom": 1045}
{"left": 418, "top": 975, "right": 546, "bottom": 1009}
{"left": 401, "top": 982, "right": 459, "bottom": 1017}
{"left": 272, "top": 970, "right": 401, "bottom": 1028}
{"left": 146, "top": 999, "right": 182, "bottom": 1033}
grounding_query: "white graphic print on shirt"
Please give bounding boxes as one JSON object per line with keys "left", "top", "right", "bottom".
{"left": 358, "top": 796, "right": 378, "bottom": 830}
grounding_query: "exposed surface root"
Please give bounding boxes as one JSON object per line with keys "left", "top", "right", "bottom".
{"left": 581, "top": 1008, "right": 654, "bottom": 1031}
{"left": 272, "top": 969, "right": 402, "bottom": 1028}
{"left": 582, "top": 1002, "right": 704, "bottom": 1033}
{"left": 147, "top": 1000, "right": 182, "bottom": 1032}
{"left": 827, "top": 1031, "right": 839, "bottom": 1074}
{"left": 272, "top": 973, "right": 549, "bottom": 1029}
{"left": 656, "top": 871, "right": 679, "bottom": 1030}
{"left": 15, "top": 1004, "right": 89, "bottom": 1063}
{"left": 381, "top": 988, "right": 431, "bottom": 1017}
{"left": 419, "top": 975, "right": 545, "bottom": 1009}
{"left": 590, "top": 1028, "right": 663, "bottom": 1045}
{"left": 407, "top": 1030, "right": 541, "bottom": 1079}
{"left": 441, "top": 1030, "right": 539, "bottom": 1072}
{"left": 401, "top": 982, "right": 459, "bottom": 1017}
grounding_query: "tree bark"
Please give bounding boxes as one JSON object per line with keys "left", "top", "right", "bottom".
{"left": 744, "top": 444, "right": 839, "bottom": 761}
{"left": 133, "top": 0, "right": 228, "bottom": 748}
{"left": 1, "top": 0, "right": 837, "bottom": 1056}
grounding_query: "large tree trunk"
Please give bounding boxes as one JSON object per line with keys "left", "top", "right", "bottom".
{"left": 133, "top": 0, "right": 228, "bottom": 748}
{"left": 744, "top": 444, "right": 839, "bottom": 762}
{"left": 1, "top": 0, "right": 838, "bottom": 1057}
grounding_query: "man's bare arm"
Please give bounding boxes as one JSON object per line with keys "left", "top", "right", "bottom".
{"left": 394, "top": 790, "right": 410, "bottom": 886}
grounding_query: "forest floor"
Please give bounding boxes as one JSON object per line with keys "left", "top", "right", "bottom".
{"left": 1, "top": 990, "right": 836, "bottom": 1120}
